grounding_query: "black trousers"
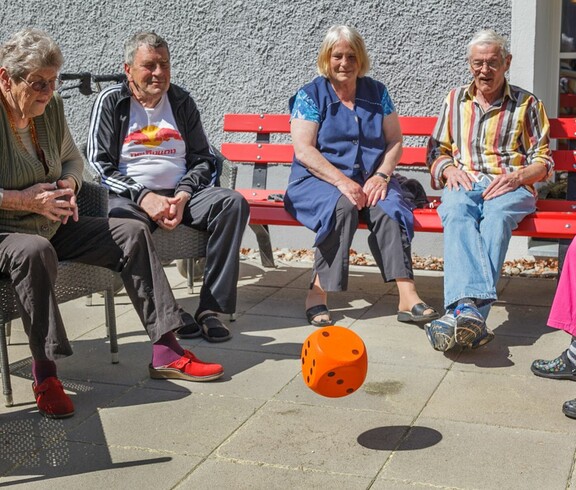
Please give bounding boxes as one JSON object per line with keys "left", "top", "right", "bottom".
{"left": 109, "top": 187, "right": 249, "bottom": 314}
{"left": 313, "top": 195, "right": 413, "bottom": 291}
{"left": 0, "top": 217, "right": 186, "bottom": 361}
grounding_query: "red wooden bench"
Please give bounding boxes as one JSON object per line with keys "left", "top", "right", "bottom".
{"left": 221, "top": 114, "right": 576, "bottom": 267}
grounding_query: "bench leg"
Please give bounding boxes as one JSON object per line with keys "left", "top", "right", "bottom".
{"left": 250, "top": 224, "right": 275, "bottom": 268}
{"left": 0, "top": 319, "right": 13, "bottom": 407}
{"left": 104, "top": 288, "right": 119, "bottom": 364}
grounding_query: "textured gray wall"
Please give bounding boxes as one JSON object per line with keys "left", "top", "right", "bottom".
{"left": 1, "top": 0, "right": 512, "bottom": 254}
{"left": 0, "top": 0, "right": 511, "bottom": 144}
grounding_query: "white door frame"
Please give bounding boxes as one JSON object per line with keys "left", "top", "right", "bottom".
{"left": 510, "top": 0, "right": 562, "bottom": 117}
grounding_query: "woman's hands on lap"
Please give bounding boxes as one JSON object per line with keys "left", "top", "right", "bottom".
{"left": 20, "top": 181, "right": 77, "bottom": 223}
{"left": 363, "top": 174, "right": 389, "bottom": 207}
{"left": 336, "top": 177, "right": 366, "bottom": 209}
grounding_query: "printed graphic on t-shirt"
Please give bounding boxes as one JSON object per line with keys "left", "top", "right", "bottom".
{"left": 119, "top": 93, "right": 187, "bottom": 190}
{"left": 124, "top": 125, "right": 183, "bottom": 156}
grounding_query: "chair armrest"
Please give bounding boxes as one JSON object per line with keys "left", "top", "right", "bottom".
{"left": 212, "top": 145, "right": 237, "bottom": 190}
{"left": 77, "top": 181, "right": 109, "bottom": 218}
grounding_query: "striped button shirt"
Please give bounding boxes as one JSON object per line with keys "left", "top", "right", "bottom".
{"left": 426, "top": 81, "right": 554, "bottom": 191}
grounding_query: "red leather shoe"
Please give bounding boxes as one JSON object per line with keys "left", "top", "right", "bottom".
{"left": 149, "top": 352, "right": 224, "bottom": 382}
{"left": 32, "top": 377, "right": 75, "bottom": 419}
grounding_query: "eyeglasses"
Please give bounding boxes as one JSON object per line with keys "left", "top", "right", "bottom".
{"left": 18, "top": 76, "right": 63, "bottom": 92}
{"left": 469, "top": 59, "right": 503, "bottom": 71}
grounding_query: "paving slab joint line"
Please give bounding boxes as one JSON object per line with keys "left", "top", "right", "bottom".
{"left": 171, "top": 397, "right": 273, "bottom": 488}
{"left": 206, "top": 454, "right": 375, "bottom": 479}
{"left": 369, "top": 476, "right": 466, "bottom": 490}
{"left": 367, "top": 361, "right": 454, "bottom": 486}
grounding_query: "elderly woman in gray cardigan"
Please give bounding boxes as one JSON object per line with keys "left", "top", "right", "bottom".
{"left": 0, "top": 29, "right": 223, "bottom": 419}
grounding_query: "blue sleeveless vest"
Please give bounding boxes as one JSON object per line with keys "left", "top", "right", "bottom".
{"left": 284, "top": 76, "right": 414, "bottom": 246}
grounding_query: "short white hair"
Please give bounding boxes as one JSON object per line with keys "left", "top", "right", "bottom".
{"left": 467, "top": 29, "right": 509, "bottom": 60}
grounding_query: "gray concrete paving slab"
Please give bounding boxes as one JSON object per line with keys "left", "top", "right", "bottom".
{"left": 224, "top": 284, "right": 283, "bottom": 316}
{"left": 1, "top": 259, "right": 575, "bottom": 489}
{"left": 377, "top": 417, "right": 575, "bottom": 490}
{"left": 498, "top": 275, "right": 557, "bottom": 306}
{"left": 178, "top": 457, "right": 373, "bottom": 489}
{"left": 216, "top": 399, "right": 412, "bottom": 477}
{"left": 486, "top": 303, "right": 554, "bottom": 339}
{"left": 455, "top": 329, "right": 569, "bottom": 375}
{"left": 0, "top": 381, "right": 135, "bottom": 433}
{"left": 287, "top": 263, "right": 398, "bottom": 295}
{"left": 68, "top": 386, "right": 263, "bottom": 457}
{"left": 421, "top": 369, "right": 576, "bottom": 433}
{"left": 275, "top": 363, "right": 446, "bottom": 418}
{"left": 199, "top": 313, "right": 307, "bottom": 356}
{"left": 348, "top": 321, "right": 455, "bottom": 370}
{"left": 245, "top": 286, "right": 383, "bottom": 326}
{"left": 141, "top": 353, "right": 302, "bottom": 401}
{"left": 237, "top": 261, "right": 309, "bottom": 289}
{"left": 0, "top": 440, "right": 196, "bottom": 489}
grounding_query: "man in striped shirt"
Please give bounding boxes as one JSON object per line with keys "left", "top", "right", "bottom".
{"left": 424, "top": 29, "right": 554, "bottom": 352}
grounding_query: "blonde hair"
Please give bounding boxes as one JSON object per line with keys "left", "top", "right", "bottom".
{"left": 317, "top": 25, "right": 370, "bottom": 78}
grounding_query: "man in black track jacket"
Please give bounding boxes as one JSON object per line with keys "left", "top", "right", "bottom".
{"left": 88, "top": 31, "right": 248, "bottom": 343}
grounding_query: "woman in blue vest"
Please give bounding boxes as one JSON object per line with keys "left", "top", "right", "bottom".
{"left": 285, "top": 25, "right": 439, "bottom": 327}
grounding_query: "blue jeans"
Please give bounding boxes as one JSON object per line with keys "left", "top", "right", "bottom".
{"left": 438, "top": 179, "right": 536, "bottom": 318}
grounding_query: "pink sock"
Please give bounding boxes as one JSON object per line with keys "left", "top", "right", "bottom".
{"left": 152, "top": 332, "right": 185, "bottom": 367}
{"left": 32, "top": 360, "right": 57, "bottom": 385}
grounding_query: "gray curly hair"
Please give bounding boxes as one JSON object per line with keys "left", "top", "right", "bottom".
{"left": 0, "top": 29, "right": 63, "bottom": 79}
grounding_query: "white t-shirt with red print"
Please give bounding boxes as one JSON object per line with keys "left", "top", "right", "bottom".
{"left": 119, "top": 93, "right": 187, "bottom": 190}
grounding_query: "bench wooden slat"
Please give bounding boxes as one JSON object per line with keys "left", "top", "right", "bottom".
{"left": 223, "top": 114, "right": 291, "bottom": 133}
{"left": 399, "top": 116, "right": 437, "bottom": 135}
{"left": 551, "top": 149, "right": 576, "bottom": 172}
{"left": 550, "top": 117, "right": 576, "bottom": 138}
{"left": 221, "top": 142, "right": 293, "bottom": 163}
{"left": 223, "top": 114, "right": 576, "bottom": 139}
{"left": 399, "top": 147, "right": 427, "bottom": 166}
{"left": 226, "top": 114, "right": 576, "bottom": 241}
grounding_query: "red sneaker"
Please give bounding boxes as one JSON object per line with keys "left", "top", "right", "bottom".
{"left": 32, "top": 377, "right": 75, "bottom": 419}
{"left": 149, "top": 352, "right": 224, "bottom": 382}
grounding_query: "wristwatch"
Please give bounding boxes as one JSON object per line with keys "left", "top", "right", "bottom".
{"left": 374, "top": 172, "right": 391, "bottom": 183}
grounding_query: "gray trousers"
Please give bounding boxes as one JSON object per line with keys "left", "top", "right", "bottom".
{"left": 314, "top": 195, "right": 413, "bottom": 291}
{"left": 109, "top": 187, "right": 249, "bottom": 314}
{"left": 0, "top": 217, "right": 186, "bottom": 361}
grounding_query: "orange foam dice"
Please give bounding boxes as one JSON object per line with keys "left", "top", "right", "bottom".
{"left": 301, "top": 326, "right": 368, "bottom": 398}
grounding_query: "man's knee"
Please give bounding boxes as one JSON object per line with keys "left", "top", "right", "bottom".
{"left": 221, "top": 189, "right": 249, "bottom": 213}
{"left": 438, "top": 189, "right": 479, "bottom": 222}
{"left": 230, "top": 190, "right": 249, "bottom": 215}
{"left": 110, "top": 217, "right": 153, "bottom": 250}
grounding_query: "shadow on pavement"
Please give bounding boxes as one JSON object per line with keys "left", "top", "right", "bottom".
{"left": 0, "top": 336, "right": 193, "bottom": 486}
{"left": 357, "top": 425, "right": 442, "bottom": 451}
